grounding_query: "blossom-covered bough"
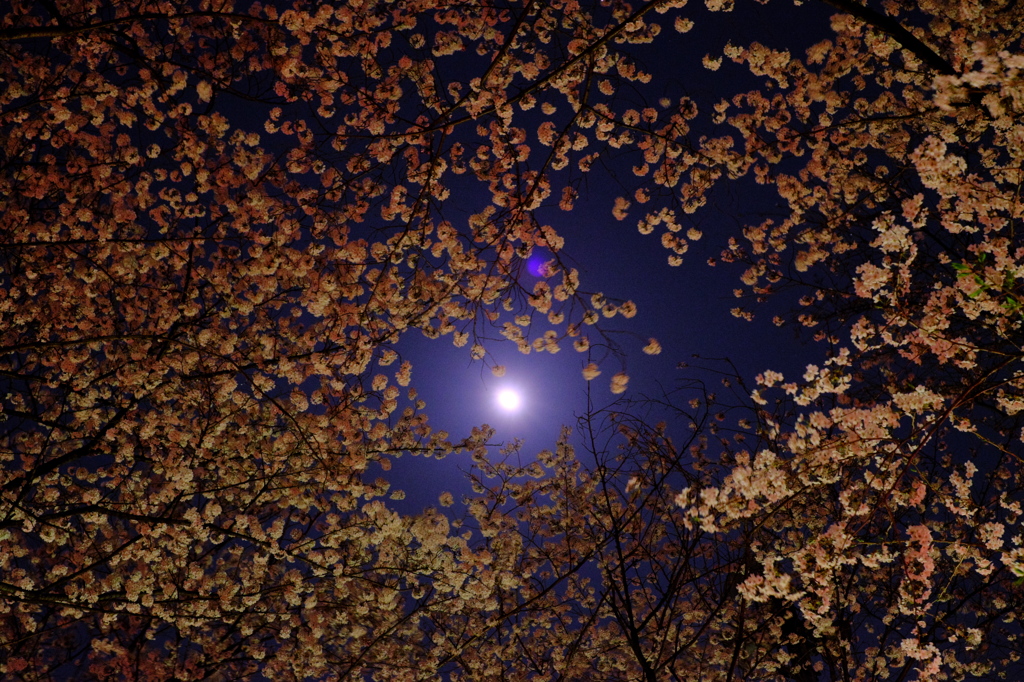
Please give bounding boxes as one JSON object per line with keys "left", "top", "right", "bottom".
{"left": 626, "top": 1, "right": 1024, "bottom": 679}
{"left": 0, "top": 0, "right": 683, "bottom": 677}
{"left": 1, "top": 0, "right": 1022, "bottom": 679}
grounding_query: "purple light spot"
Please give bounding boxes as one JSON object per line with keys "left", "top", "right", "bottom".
{"left": 526, "top": 256, "right": 549, "bottom": 277}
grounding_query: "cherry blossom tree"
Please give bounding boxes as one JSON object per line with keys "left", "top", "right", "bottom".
{"left": 0, "top": 0, "right": 657, "bottom": 676}
{"left": 603, "top": 0, "right": 1024, "bottom": 678}
{"left": 2, "top": 0, "right": 1024, "bottom": 679}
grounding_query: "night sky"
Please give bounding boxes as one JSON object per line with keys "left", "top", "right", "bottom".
{"left": 380, "top": 0, "right": 839, "bottom": 513}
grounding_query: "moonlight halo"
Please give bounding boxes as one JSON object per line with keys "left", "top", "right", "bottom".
{"left": 496, "top": 388, "right": 522, "bottom": 411}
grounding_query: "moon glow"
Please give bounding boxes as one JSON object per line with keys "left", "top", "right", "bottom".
{"left": 496, "top": 389, "right": 522, "bottom": 411}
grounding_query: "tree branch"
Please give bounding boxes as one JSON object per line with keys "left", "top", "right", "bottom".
{"left": 817, "top": 0, "right": 957, "bottom": 75}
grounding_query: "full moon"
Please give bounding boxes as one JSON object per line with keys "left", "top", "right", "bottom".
{"left": 496, "top": 389, "right": 521, "bottom": 411}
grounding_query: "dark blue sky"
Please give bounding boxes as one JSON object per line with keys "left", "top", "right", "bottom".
{"left": 372, "top": 0, "right": 839, "bottom": 512}
{"left": 391, "top": 165, "right": 812, "bottom": 512}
